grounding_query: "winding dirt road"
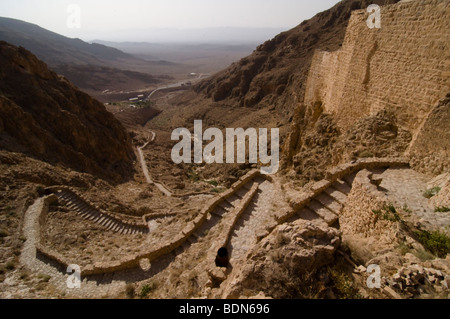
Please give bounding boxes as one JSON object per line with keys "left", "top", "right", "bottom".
{"left": 137, "top": 131, "right": 172, "bottom": 197}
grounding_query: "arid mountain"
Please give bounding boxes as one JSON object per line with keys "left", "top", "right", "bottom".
{"left": 0, "top": 41, "right": 135, "bottom": 182}
{"left": 0, "top": 17, "right": 171, "bottom": 91}
{"left": 0, "top": 17, "right": 133, "bottom": 67}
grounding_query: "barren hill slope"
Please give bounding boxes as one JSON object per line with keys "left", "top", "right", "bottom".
{"left": 0, "top": 41, "right": 135, "bottom": 182}
{"left": 0, "top": 17, "right": 133, "bottom": 67}
{"left": 0, "top": 17, "right": 170, "bottom": 91}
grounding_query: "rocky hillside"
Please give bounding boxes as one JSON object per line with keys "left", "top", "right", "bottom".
{"left": 0, "top": 17, "right": 169, "bottom": 91}
{"left": 0, "top": 17, "right": 132, "bottom": 67}
{"left": 0, "top": 41, "right": 135, "bottom": 182}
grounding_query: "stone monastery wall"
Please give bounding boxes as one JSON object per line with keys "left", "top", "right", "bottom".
{"left": 304, "top": 0, "right": 449, "bottom": 136}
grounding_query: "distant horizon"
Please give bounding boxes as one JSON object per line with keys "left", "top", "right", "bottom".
{"left": 0, "top": 16, "right": 286, "bottom": 44}
{"left": 0, "top": 0, "right": 340, "bottom": 42}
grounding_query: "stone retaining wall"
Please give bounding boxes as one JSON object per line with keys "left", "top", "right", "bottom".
{"left": 35, "top": 194, "right": 71, "bottom": 271}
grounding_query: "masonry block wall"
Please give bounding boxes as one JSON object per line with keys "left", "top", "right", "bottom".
{"left": 304, "top": 0, "right": 449, "bottom": 138}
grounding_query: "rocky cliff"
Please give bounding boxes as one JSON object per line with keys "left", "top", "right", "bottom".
{"left": 0, "top": 41, "right": 135, "bottom": 182}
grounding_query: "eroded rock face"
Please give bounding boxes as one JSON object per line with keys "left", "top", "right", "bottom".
{"left": 0, "top": 41, "right": 135, "bottom": 182}
{"left": 221, "top": 219, "right": 341, "bottom": 299}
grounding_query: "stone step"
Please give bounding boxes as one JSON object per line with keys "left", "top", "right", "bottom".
{"left": 235, "top": 186, "right": 250, "bottom": 198}
{"left": 107, "top": 221, "right": 117, "bottom": 230}
{"left": 218, "top": 201, "right": 233, "bottom": 212}
{"left": 331, "top": 180, "right": 352, "bottom": 195}
{"left": 242, "top": 182, "right": 253, "bottom": 191}
{"left": 104, "top": 219, "right": 114, "bottom": 228}
{"left": 78, "top": 205, "right": 91, "bottom": 214}
{"left": 57, "top": 193, "right": 71, "bottom": 200}
{"left": 99, "top": 218, "right": 110, "bottom": 227}
{"left": 315, "top": 193, "right": 344, "bottom": 215}
{"left": 97, "top": 216, "right": 106, "bottom": 224}
{"left": 254, "top": 176, "right": 266, "bottom": 184}
{"left": 307, "top": 199, "right": 338, "bottom": 226}
{"left": 324, "top": 186, "right": 348, "bottom": 205}
{"left": 66, "top": 202, "right": 78, "bottom": 210}
{"left": 213, "top": 206, "right": 227, "bottom": 217}
{"left": 225, "top": 196, "right": 239, "bottom": 207}
{"left": 113, "top": 223, "right": 121, "bottom": 232}
{"left": 87, "top": 213, "right": 100, "bottom": 221}
{"left": 343, "top": 174, "right": 356, "bottom": 188}
{"left": 79, "top": 211, "right": 91, "bottom": 219}
{"left": 210, "top": 210, "right": 223, "bottom": 218}
{"left": 294, "top": 206, "right": 319, "bottom": 221}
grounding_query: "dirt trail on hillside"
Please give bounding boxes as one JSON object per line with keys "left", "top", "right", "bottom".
{"left": 137, "top": 131, "right": 172, "bottom": 197}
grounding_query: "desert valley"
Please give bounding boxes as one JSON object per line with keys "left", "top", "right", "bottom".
{"left": 0, "top": 0, "right": 449, "bottom": 301}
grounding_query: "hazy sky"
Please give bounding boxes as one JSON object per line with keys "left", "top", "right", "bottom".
{"left": 0, "top": 0, "right": 340, "bottom": 41}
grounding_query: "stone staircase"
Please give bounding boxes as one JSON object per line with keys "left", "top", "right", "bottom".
{"left": 54, "top": 189, "right": 149, "bottom": 235}
{"left": 228, "top": 177, "right": 278, "bottom": 261}
{"left": 29, "top": 159, "right": 409, "bottom": 279}
{"left": 289, "top": 174, "right": 359, "bottom": 228}
{"left": 174, "top": 179, "right": 262, "bottom": 256}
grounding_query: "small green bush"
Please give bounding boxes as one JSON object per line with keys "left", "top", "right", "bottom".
{"left": 140, "top": 283, "right": 157, "bottom": 298}
{"left": 0, "top": 229, "right": 8, "bottom": 238}
{"left": 188, "top": 171, "right": 200, "bottom": 182}
{"left": 328, "top": 266, "right": 362, "bottom": 299}
{"left": 423, "top": 187, "right": 441, "bottom": 199}
{"left": 207, "top": 180, "right": 219, "bottom": 187}
{"left": 414, "top": 249, "right": 435, "bottom": 262}
{"left": 435, "top": 206, "right": 450, "bottom": 213}
{"left": 402, "top": 205, "right": 412, "bottom": 214}
{"left": 415, "top": 229, "right": 450, "bottom": 258}
{"left": 372, "top": 204, "right": 402, "bottom": 222}
{"left": 140, "top": 285, "right": 150, "bottom": 298}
